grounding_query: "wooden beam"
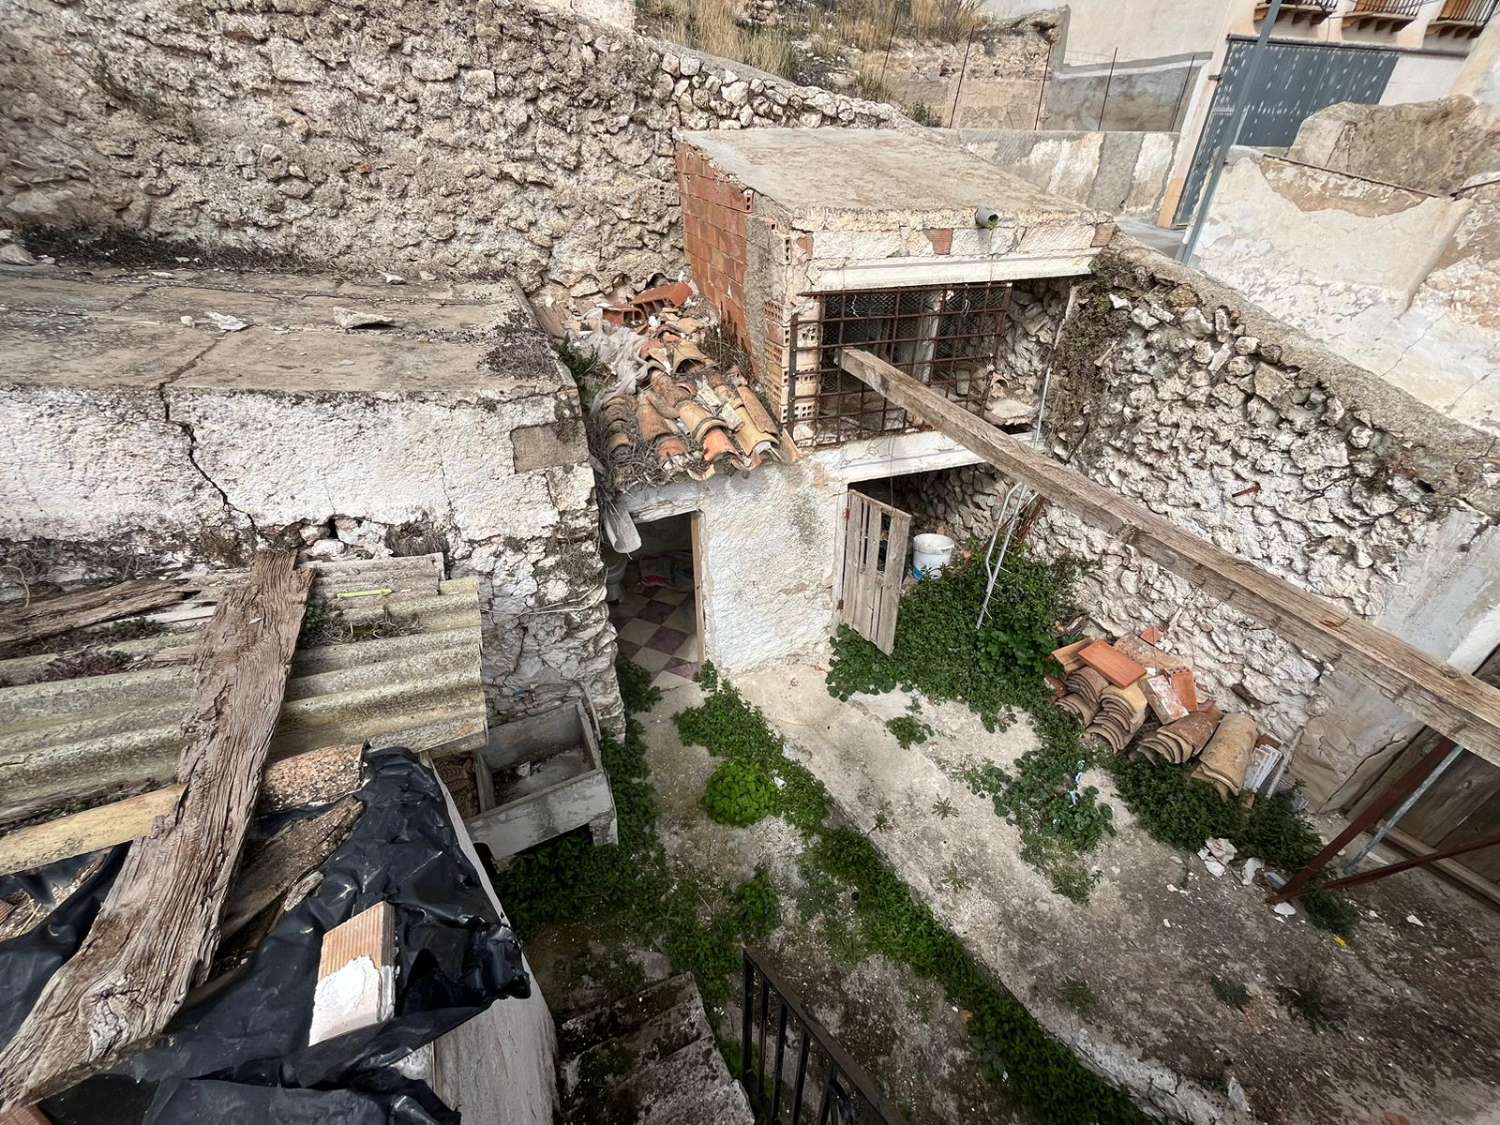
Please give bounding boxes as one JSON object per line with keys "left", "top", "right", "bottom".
{"left": 219, "top": 795, "right": 364, "bottom": 940}
{"left": 0, "top": 742, "right": 366, "bottom": 877}
{"left": 838, "top": 347, "right": 1500, "bottom": 770}
{"left": 0, "top": 578, "right": 200, "bottom": 653}
{"left": 0, "top": 551, "right": 312, "bottom": 1110}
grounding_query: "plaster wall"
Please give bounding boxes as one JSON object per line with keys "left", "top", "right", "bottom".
{"left": 0, "top": 270, "right": 624, "bottom": 736}
{"left": 946, "top": 128, "right": 1178, "bottom": 216}
{"left": 1196, "top": 151, "right": 1500, "bottom": 437}
{"left": 623, "top": 432, "right": 985, "bottom": 675}
{"left": 1382, "top": 50, "right": 1467, "bottom": 106}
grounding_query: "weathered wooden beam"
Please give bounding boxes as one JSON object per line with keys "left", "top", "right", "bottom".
{"left": 838, "top": 347, "right": 1500, "bottom": 770}
{"left": 220, "top": 795, "right": 364, "bottom": 940}
{"left": 0, "top": 742, "right": 366, "bottom": 877}
{"left": 0, "top": 578, "right": 201, "bottom": 653}
{"left": 0, "top": 550, "right": 312, "bottom": 1110}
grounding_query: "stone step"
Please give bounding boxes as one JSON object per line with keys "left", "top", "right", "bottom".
{"left": 557, "top": 973, "right": 700, "bottom": 1058}
{"left": 559, "top": 992, "right": 712, "bottom": 1103}
{"left": 565, "top": 1035, "right": 752, "bottom": 1125}
{"left": 557, "top": 973, "right": 753, "bottom": 1125}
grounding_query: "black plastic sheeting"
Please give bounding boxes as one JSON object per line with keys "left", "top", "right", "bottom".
{"left": 0, "top": 749, "right": 528, "bottom": 1125}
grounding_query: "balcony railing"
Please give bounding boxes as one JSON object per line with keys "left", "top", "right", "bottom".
{"left": 1430, "top": 0, "right": 1498, "bottom": 27}
{"left": 1255, "top": 0, "right": 1339, "bottom": 16}
{"left": 740, "top": 948, "right": 907, "bottom": 1125}
{"left": 1346, "top": 0, "right": 1423, "bottom": 20}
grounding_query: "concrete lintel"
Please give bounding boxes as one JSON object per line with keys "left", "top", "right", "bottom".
{"left": 804, "top": 251, "right": 1098, "bottom": 292}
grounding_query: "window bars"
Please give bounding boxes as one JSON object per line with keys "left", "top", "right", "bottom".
{"left": 786, "top": 282, "right": 1012, "bottom": 449}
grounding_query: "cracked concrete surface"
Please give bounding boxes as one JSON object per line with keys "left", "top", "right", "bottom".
{"left": 739, "top": 663, "right": 1500, "bottom": 1125}
{"left": 0, "top": 263, "right": 624, "bottom": 734}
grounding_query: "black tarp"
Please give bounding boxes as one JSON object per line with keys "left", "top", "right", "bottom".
{"left": 0, "top": 749, "right": 528, "bottom": 1125}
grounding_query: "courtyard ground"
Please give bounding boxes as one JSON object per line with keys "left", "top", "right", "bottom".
{"left": 736, "top": 664, "right": 1500, "bottom": 1125}
{"left": 523, "top": 680, "right": 1026, "bottom": 1125}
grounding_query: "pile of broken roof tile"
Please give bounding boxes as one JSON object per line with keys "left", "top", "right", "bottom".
{"left": 1049, "top": 629, "right": 1281, "bottom": 801}
{"left": 586, "top": 283, "right": 787, "bottom": 487}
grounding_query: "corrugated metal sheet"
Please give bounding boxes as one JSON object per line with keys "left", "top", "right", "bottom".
{"left": 0, "top": 554, "right": 486, "bottom": 829}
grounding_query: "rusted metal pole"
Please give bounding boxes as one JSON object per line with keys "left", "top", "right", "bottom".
{"left": 878, "top": 2, "right": 900, "bottom": 88}
{"left": 1098, "top": 47, "right": 1118, "bottom": 130}
{"left": 948, "top": 26, "right": 976, "bottom": 128}
{"left": 1034, "top": 39, "right": 1053, "bottom": 130}
{"left": 1315, "top": 830, "right": 1500, "bottom": 894}
{"left": 1339, "top": 741, "right": 1465, "bottom": 874}
{"left": 1268, "top": 736, "right": 1459, "bottom": 904}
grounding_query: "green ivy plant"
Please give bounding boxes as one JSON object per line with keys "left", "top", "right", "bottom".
{"left": 704, "top": 759, "right": 778, "bottom": 826}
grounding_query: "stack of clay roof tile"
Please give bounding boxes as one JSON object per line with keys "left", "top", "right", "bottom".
{"left": 1136, "top": 706, "right": 1223, "bottom": 764}
{"left": 593, "top": 286, "right": 785, "bottom": 485}
{"left": 1051, "top": 630, "right": 1261, "bottom": 796}
{"left": 1085, "top": 682, "right": 1149, "bottom": 753}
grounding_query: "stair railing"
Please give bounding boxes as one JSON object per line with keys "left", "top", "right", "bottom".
{"left": 740, "top": 948, "right": 908, "bottom": 1125}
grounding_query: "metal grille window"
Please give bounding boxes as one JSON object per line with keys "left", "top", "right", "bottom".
{"left": 786, "top": 281, "right": 1012, "bottom": 448}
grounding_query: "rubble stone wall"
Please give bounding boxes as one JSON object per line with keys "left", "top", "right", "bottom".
{"left": 0, "top": 0, "right": 900, "bottom": 308}
{"left": 892, "top": 244, "right": 1500, "bottom": 800}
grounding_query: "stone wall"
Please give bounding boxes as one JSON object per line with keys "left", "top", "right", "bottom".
{"left": 1197, "top": 149, "right": 1500, "bottom": 438}
{"left": 0, "top": 268, "right": 625, "bottom": 737}
{"left": 0, "top": 0, "right": 900, "bottom": 311}
{"left": 882, "top": 28, "right": 1052, "bottom": 128}
{"left": 890, "top": 243, "right": 1500, "bottom": 801}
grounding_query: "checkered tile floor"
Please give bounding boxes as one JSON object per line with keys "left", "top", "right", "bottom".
{"left": 611, "top": 578, "right": 701, "bottom": 690}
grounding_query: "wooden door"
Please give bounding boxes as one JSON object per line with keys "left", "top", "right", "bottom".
{"left": 837, "top": 492, "right": 911, "bottom": 655}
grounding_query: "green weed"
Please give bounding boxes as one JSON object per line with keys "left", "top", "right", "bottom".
{"left": 704, "top": 758, "right": 778, "bottom": 826}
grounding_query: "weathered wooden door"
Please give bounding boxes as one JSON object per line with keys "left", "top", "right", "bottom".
{"left": 837, "top": 492, "right": 911, "bottom": 655}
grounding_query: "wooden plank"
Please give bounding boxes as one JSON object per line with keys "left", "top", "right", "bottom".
{"left": 220, "top": 795, "right": 363, "bottom": 940}
{"left": 308, "top": 902, "right": 396, "bottom": 1046}
{"left": 0, "top": 788, "right": 183, "bottom": 878}
{"left": 859, "top": 503, "right": 883, "bottom": 639}
{"left": 0, "top": 743, "right": 366, "bottom": 877}
{"left": 839, "top": 347, "right": 1500, "bottom": 770}
{"left": 0, "top": 578, "right": 200, "bottom": 652}
{"left": 0, "top": 550, "right": 312, "bottom": 1110}
{"left": 874, "top": 508, "right": 910, "bottom": 655}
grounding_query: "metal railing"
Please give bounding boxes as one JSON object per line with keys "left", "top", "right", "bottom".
{"left": 740, "top": 949, "right": 908, "bottom": 1125}
{"left": 1431, "top": 0, "right": 1498, "bottom": 24}
{"left": 1256, "top": 0, "right": 1339, "bottom": 13}
{"left": 1348, "top": 0, "right": 1423, "bottom": 17}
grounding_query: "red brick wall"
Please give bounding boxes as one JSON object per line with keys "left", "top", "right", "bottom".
{"left": 675, "top": 143, "right": 751, "bottom": 352}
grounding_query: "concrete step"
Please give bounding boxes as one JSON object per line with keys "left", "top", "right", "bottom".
{"left": 558, "top": 974, "right": 753, "bottom": 1125}
{"left": 557, "top": 973, "right": 699, "bottom": 1058}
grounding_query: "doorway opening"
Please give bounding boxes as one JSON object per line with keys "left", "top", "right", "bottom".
{"left": 609, "top": 511, "right": 704, "bottom": 691}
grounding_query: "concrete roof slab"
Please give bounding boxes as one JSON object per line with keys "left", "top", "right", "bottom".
{"left": 678, "top": 128, "right": 1105, "bottom": 230}
{"left": 0, "top": 312, "right": 213, "bottom": 388}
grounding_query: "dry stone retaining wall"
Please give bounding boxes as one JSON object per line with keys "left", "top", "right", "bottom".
{"left": 0, "top": 0, "right": 900, "bottom": 307}
{"left": 895, "top": 241, "right": 1499, "bottom": 787}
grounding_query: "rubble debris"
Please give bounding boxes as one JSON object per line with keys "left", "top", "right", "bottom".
{"left": 1141, "top": 672, "right": 1190, "bottom": 724}
{"left": 1242, "top": 857, "right": 1265, "bottom": 886}
{"left": 333, "top": 307, "right": 399, "bottom": 330}
{"left": 381, "top": 272, "right": 406, "bottom": 285}
{"left": 1198, "top": 837, "right": 1237, "bottom": 877}
{"left": 206, "top": 311, "right": 249, "bottom": 332}
{"left": 1077, "top": 640, "right": 1146, "bottom": 687}
{"left": 308, "top": 900, "right": 396, "bottom": 1046}
{"left": 1050, "top": 639, "right": 1091, "bottom": 675}
{"left": 0, "top": 243, "right": 37, "bottom": 267}
{"left": 581, "top": 286, "right": 785, "bottom": 489}
{"left": 1193, "top": 713, "right": 1257, "bottom": 798}
{"left": 1273, "top": 902, "right": 1297, "bottom": 918}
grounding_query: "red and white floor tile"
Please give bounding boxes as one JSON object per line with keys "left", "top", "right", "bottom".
{"left": 611, "top": 577, "right": 701, "bottom": 690}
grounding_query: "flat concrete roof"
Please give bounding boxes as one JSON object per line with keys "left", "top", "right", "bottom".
{"left": 678, "top": 128, "right": 1104, "bottom": 229}
{"left": 0, "top": 267, "right": 565, "bottom": 400}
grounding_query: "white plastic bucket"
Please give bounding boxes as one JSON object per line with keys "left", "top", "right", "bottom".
{"left": 912, "top": 533, "right": 956, "bottom": 578}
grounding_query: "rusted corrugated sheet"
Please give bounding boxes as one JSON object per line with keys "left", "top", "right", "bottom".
{"left": 0, "top": 554, "right": 486, "bottom": 829}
